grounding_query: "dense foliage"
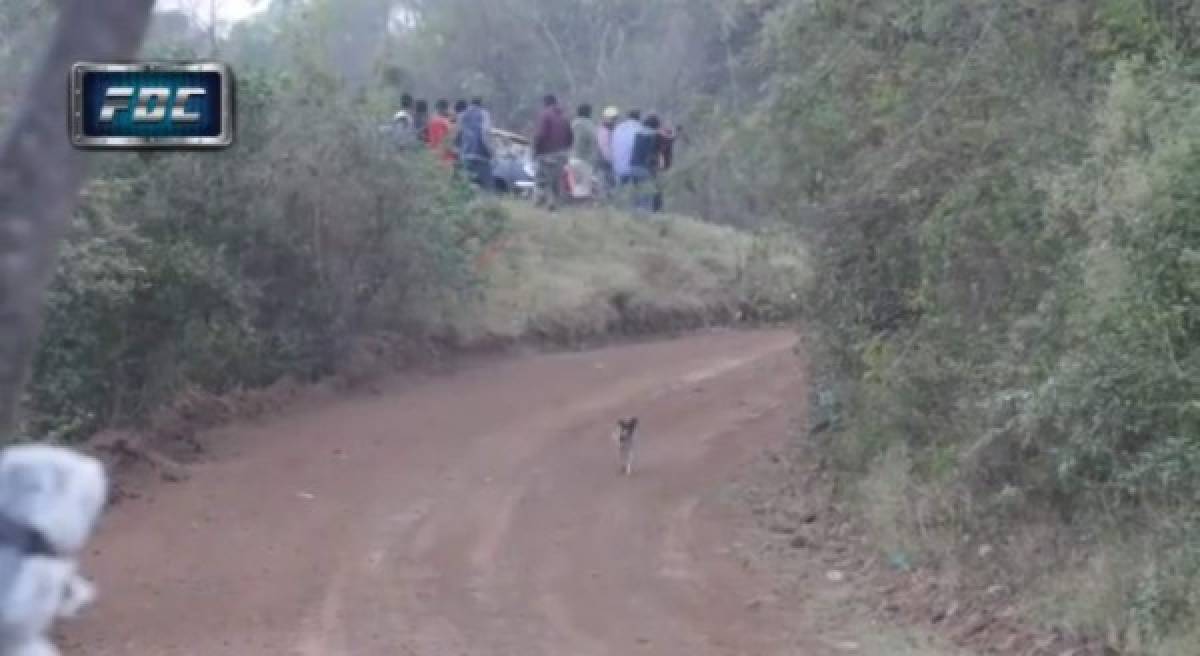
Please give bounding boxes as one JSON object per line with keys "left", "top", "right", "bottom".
{"left": 725, "top": 0, "right": 1200, "bottom": 645}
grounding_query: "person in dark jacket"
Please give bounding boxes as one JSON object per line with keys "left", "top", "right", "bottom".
{"left": 653, "top": 122, "right": 677, "bottom": 212}
{"left": 456, "top": 97, "right": 494, "bottom": 191}
{"left": 532, "top": 94, "right": 574, "bottom": 211}
{"left": 627, "top": 114, "right": 663, "bottom": 213}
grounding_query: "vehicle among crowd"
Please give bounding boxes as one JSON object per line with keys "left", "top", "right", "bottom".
{"left": 384, "top": 92, "right": 677, "bottom": 213}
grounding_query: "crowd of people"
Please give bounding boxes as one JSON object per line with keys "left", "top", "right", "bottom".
{"left": 387, "top": 92, "right": 677, "bottom": 213}
{"left": 389, "top": 94, "right": 495, "bottom": 188}
{"left": 534, "top": 94, "right": 677, "bottom": 212}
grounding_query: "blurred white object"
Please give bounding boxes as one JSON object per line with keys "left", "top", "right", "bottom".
{"left": 565, "top": 158, "right": 594, "bottom": 199}
{"left": 0, "top": 445, "right": 108, "bottom": 656}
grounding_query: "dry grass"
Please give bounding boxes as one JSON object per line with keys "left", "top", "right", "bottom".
{"left": 851, "top": 447, "right": 1200, "bottom": 654}
{"left": 1026, "top": 522, "right": 1200, "bottom": 655}
{"left": 850, "top": 629, "right": 973, "bottom": 656}
{"left": 443, "top": 202, "right": 810, "bottom": 346}
{"left": 855, "top": 446, "right": 968, "bottom": 573}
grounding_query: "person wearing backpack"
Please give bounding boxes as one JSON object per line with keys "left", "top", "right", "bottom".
{"left": 456, "top": 97, "right": 495, "bottom": 191}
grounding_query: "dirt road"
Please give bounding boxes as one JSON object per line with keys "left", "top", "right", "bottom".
{"left": 63, "top": 329, "right": 818, "bottom": 655}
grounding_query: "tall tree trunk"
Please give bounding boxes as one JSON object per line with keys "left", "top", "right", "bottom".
{"left": 0, "top": 0, "right": 156, "bottom": 437}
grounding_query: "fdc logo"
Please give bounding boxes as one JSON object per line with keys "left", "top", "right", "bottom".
{"left": 70, "top": 61, "right": 234, "bottom": 149}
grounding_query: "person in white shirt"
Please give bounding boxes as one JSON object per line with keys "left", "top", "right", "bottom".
{"left": 610, "top": 109, "right": 643, "bottom": 182}
{"left": 595, "top": 106, "right": 620, "bottom": 196}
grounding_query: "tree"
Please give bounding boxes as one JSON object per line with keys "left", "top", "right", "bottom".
{"left": 392, "top": 0, "right": 691, "bottom": 120}
{"left": 0, "top": 0, "right": 156, "bottom": 437}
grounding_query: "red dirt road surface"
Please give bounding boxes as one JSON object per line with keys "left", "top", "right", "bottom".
{"left": 63, "top": 329, "right": 815, "bottom": 655}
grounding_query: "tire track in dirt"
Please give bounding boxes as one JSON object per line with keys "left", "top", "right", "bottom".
{"left": 64, "top": 329, "right": 824, "bottom": 656}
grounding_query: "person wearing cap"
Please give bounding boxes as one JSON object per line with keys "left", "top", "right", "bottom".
{"left": 595, "top": 106, "right": 620, "bottom": 198}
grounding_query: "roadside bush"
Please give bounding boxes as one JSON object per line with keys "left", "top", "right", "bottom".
{"left": 1015, "top": 57, "right": 1200, "bottom": 516}
{"left": 23, "top": 69, "right": 501, "bottom": 441}
{"left": 736, "top": 0, "right": 1200, "bottom": 646}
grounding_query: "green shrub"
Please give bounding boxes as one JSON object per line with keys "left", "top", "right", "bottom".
{"left": 24, "top": 68, "right": 502, "bottom": 441}
{"left": 739, "top": 0, "right": 1200, "bottom": 643}
{"left": 1015, "top": 60, "right": 1200, "bottom": 511}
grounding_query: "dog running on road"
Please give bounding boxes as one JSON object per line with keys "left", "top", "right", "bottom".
{"left": 615, "top": 417, "right": 639, "bottom": 476}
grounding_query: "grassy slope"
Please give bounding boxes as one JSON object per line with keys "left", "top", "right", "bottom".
{"left": 444, "top": 202, "right": 810, "bottom": 346}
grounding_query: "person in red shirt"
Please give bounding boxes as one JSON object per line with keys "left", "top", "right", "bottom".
{"left": 426, "top": 99, "right": 456, "bottom": 168}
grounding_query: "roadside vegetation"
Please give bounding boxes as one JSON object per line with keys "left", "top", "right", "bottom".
{"left": 7, "top": 0, "right": 1200, "bottom": 650}
{"left": 720, "top": 1, "right": 1200, "bottom": 651}
{"left": 6, "top": 3, "right": 807, "bottom": 447}
{"left": 447, "top": 204, "right": 807, "bottom": 347}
